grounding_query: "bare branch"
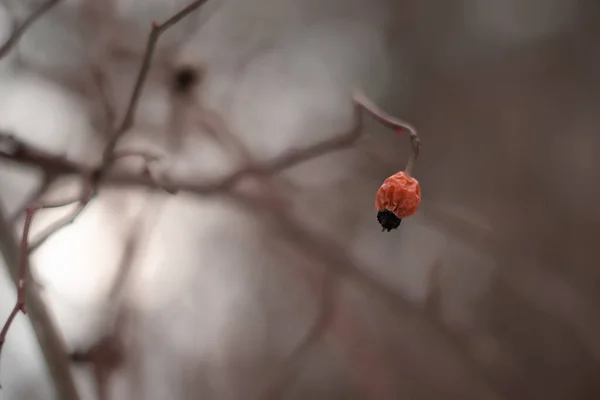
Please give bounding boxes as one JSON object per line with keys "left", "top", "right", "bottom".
{"left": 1, "top": 90, "right": 420, "bottom": 196}
{"left": 27, "top": 200, "right": 87, "bottom": 253}
{"left": 25, "top": 171, "right": 96, "bottom": 252}
{"left": 0, "top": 209, "right": 36, "bottom": 383}
{"left": 69, "top": 193, "right": 162, "bottom": 400}
{"left": 0, "top": 0, "right": 213, "bottom": 394}
{"left": 353, "top": 89, "right": 421, "bottom": 175}
{"left": 103, "top": 0, "right": 212, "bottom": 159}
{"left": 0, "top": 0, "right": 63, "bottom": 60}
{"left": 0, "top": 205, "right": 80, "bottom": 398}
{"left": 0, "top": 86, "right": 422, "bottom": 396}
{"left": 8, "top": 171, "right": 55, "bottom": 224}
{"left": 193, "top": 108, "right": 291, "bottom": 208}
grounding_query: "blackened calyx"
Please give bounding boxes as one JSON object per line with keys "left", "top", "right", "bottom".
{"left": 377, "top": 210, "right": 401, "bottom": 232}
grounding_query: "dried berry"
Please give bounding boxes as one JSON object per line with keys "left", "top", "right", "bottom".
{"left": 375, "top": 171, "right": 421, "bottom": 232}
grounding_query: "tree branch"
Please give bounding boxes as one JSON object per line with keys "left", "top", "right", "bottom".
{"left": 0, "top": 1, "right": 213, "bottom": 393}
{"left": 103, "top": 0, "right": 211, "bottom": 159}
{"left": 1, "top": 90, "right": 419, "bottom": 196}
{"left": 353, "top": 89, "right": 421, "bottom": 175}
{"left": 0, "top": 0, "right": 63, "bottom": 60}
{"left": 0, "top": 205, "right": 80, "bottom": 398}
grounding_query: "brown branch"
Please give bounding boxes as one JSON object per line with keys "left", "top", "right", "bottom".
{"left": 0, "top": 0, "right": 212, "bottom": 394}
{"left": 0, "top": 208, "right": 36, "bottom": 385}
{"left": 353, "top": 89, "right": 421, "bottom": 175}
{"left": 187, "top": 93, "right": 418, "bottom": 397}
{"left": 27, "top": 200, "right": 88, "bottom": 253}
{"left": 0, "top": 75, "right": 425, "bottom": 396}
{"left": 0, "top": 205, "right": 80, "bottom": 398}
{"left": 1, "top": 90, "right": 419, "bottom": 196}
{"left": 25, "top": 172, "right": 96, "bottom": 253}
{"left": 0, "top": 0, "right": 63, "bottom": 60}
{"left": 103, "top": 0, "right": 212, "bottom": 159}
{"left": 194, "top": 109, "right": 291, "bottom": 209}
{"left": 8, "top": 170, "right": 55, "bottom": 224}
{"left": 69, "top": 193, "right": 162, "bottom": 400}
{"left": 0, "top": 89, "right": 419, "bottom": 258}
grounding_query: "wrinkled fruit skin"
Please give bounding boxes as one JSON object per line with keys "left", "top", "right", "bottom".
{"left": 375, "top": 171, "right": 421, "bottom": 231}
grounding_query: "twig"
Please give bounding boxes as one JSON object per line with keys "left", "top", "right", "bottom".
{"left": 0, "top": 0, "right": 212, "bottom": 394}
{"left": 0, "top": 205, "right": 80, "bottom": 398}
{"left": 70, "top": 193, "right": 162, "bottom": 400}
{"left": 8, "top": 170, "right": 55, "bottom": 224}
{"left": 0, "top": 0, "right": 210, "bottom": 253}
{"left": 0, "top": 88, "right": 422, "bottom": 390}
{"left": 0, "top": 0, "right": 63, "bottom": 60}
{"left": 27, "top": 173, "right": 96, "bottom": 253}
{"left": 0, "top": 208, "right": 36, "bottom": 384}
{"left": 103, "top": 0, "right": 212, "bottom": 159}
{"left": 353, "top": 89, "right": 421, "bottom": 175}
{"left": 194, "top": 109, "right": 291, "bottom": 209}
{"left": 1, "top": 91, "right": 419, "bottom": 196}
{"left": 27, "top": 200, "right": 87, "bottom": 253}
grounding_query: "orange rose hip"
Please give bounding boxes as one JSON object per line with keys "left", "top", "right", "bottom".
{"left": 375, "top": 171, "right": 421, "bottom": 232}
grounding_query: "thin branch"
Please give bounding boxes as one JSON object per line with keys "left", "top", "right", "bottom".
{"left": 69, "top": 194, "right": 162, "bottom": 400}
{"left": 103, "top": 0, "right": 212, "bottom": 159}
{"left": 8, "top": 170, "right": 55, "bottom": 224}
{"left": 0, "top": 0, "right": 63, "bottom": 60}
{"left": 194, "top": 109, "right": 291, "bottom": 209}
{"left": 0, "top": 89, "right": 419, "bottom": 261}
{"left": 0, "top": 205, "right": 80, "bottom": 398}
{"left": 27, "top": 201, "right": 87, "bottom": 253}
{"left": 1, "top": 91, "right": 420, "bottom": 196}
{"left": 0, "top": 208, "right": 36, "bottom": 384}
{"left": 26, "top": 173, "right": 96, "bottom": 253}
{"left": 353, "top": 89, "right": 421, "bottom": 175}
{"left": 0, "top": 1, "right": 211, "bottom": 395}
{"left": 1, "top": 80, "right": 424, "bottom": 396}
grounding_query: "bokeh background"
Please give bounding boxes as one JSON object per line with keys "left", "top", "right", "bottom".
{"left": 0, "top": 0, "right": 599, "bottom": 399}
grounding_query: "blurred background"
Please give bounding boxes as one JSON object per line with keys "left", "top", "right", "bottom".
{"left": 0, "top": 0, "right": 599, "bottom": 399}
